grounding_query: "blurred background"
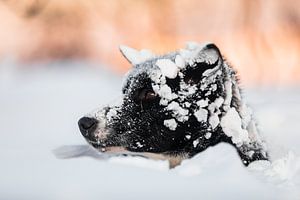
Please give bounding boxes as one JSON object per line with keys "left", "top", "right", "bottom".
{"left": 0, "top": 0, "right": 300, "bottom": 85}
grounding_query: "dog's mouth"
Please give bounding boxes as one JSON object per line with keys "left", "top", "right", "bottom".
{"left": 99, "top": 146, "right": 127, "bottom": 153}
{"left": 85, "top": 132, "right": 128, "bottom": 154}
{"left": 86, "top": 139, "right": 187, "bottom": 168}
{"left": 83, "top": 130, "right": 188, "bottom": 168}
{"left": 87, "top": 139, "right": 160, "bottom": 157}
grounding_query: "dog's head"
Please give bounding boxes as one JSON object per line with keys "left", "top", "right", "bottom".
{"left": 78, "top": 42, "right": 267, "bottom": 166}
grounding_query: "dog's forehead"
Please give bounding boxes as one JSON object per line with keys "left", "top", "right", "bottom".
{"left": 122, "top": 43, "right": 221, "bottom": 93}
{"left": 122, "top": 52, "right": 177, "bottom": 92}
{"left": 134, "top": 52, "right": 178, "bottom": 76}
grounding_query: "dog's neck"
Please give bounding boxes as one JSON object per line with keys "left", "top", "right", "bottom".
{"left": 189, "top": 62, "right": 268, "bottom": 165}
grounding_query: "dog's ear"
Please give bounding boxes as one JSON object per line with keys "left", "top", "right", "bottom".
{"left": 119, "top": 45, "right": 155, "bottom": 65}
{"left": 183, "top": 43, "right": 222, "bottom": 85}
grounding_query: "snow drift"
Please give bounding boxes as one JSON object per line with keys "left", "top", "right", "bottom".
{"left": 0, "top": 60, "right": 299, "bottom": 200}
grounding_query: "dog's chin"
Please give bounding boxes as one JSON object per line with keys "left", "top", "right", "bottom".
{"left": 85, "top": 139, "right": 126, "bottom": 153}
{"left": 98, "top": 146, "right": 128, "bottom": 153}
{"left": 86, "top": 140, "right": 187, "bottom": 168}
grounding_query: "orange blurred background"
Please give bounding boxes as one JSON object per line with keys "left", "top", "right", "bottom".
{"left": 0, "top": 0, "right": 300, "bottom": 86}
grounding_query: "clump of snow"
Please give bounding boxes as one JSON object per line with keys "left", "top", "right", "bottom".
{"left": 208, "top": 114, "right": 220, "bottom": 129}
{"left": 166, "top": 101, "right": 189, "bottom": 122}
{"left": 193, "top": 139, "right": 200, "bottom": 148}
{"left": 211, "top": 83, "right": 217, "bottom": 91}
{"left": 205, "top": 132, "right": 212, "bottom": 139}
{"left": 234, "top": 97, "right": 262, "bottom": 148}
{"left": 119, "top": 45, "right": 155, "bottom": 65}
{"left": 150, "top": 69, "right": 178, "bottom": 106}
{"left": 212, "top": 97, "right": 224, "bottom": 108}
{"left": 206, "top": 97, "right": 224, "bottom": 129}
{"left": 164, "top": 119, "right": 178, "bottom": 131}
{"left": 197, "top": 99, "right": 209, "bottom": 108}
{"left": 205, "top": 90, "right": 211, "bottom": 96}
{"left": 155, "top": 59, "right": 179, "bottom": 79}
{"left": 194, "top": 108, "right": 208, "bottom": 122}
{"left": 184, "top": 102, "right": 191, "bottom": 108}
{"left": 152, "top": 84, "right": 177, "bottom": 106}
{"left": 224, "top": 81, "right": 264, "bottom": 147}
{"left": 220, "top": 108, "right": 250, "bottom": 145}
{"left": 178, "top": 81, "right": 197, "bottom": 97}
{"left": 174, "top": 55, "right": 185, "bottom": 69}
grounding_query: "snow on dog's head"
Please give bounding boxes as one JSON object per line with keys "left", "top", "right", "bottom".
{"left": 78, "top": 42, "right": 268, "bottom": 167}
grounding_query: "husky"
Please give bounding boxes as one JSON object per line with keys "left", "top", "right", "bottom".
{"left": 78, "top": 42, "right": 268, "bottom": 168}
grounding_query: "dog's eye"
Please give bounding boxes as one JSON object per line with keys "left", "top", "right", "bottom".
{"left": 140, "top": 89, "right": 157, "bottom": 102}
{"left": 133, "top": 88, "right": 158, "bottom": 105}
{"left": 143, "top": 90, "right": 157, "bottom": 101}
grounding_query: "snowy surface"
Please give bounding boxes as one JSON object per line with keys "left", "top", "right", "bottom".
{"left": 0, "top": 60, "right": 300, "bottom": 200}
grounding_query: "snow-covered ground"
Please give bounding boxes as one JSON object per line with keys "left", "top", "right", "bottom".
{"left": 0, "top": 60, "right": 299, "bottom": 200}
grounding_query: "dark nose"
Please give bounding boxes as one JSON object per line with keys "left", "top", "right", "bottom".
{"left": 78, "top": 117, "right": 98, "bottom": 137}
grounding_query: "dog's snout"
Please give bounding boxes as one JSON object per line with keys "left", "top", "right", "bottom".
{"left": 78, "top": 117, "right": 98, "bottom": 137}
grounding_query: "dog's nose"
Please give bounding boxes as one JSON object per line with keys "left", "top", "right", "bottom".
{"left": 78, "top": 117, "right": 98, "bottom": 137}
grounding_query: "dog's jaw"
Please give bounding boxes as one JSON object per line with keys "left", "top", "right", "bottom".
{"left": 99, "top": 146, "right": 188, "bottom": 168}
